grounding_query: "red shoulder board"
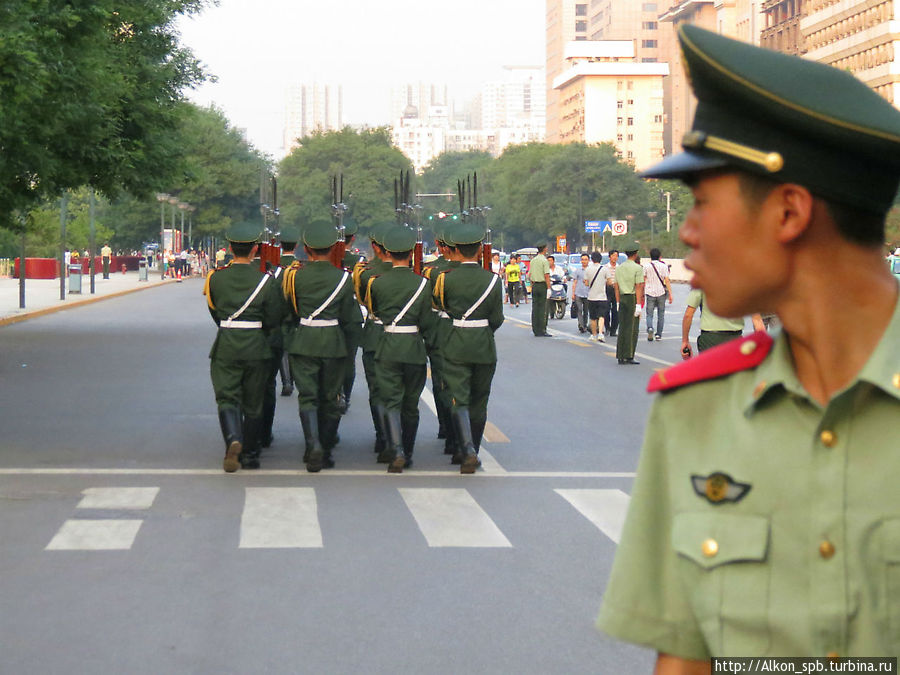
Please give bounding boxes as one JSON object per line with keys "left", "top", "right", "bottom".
{"left": 647, "top": 331, "right": 773, "bottom": 393}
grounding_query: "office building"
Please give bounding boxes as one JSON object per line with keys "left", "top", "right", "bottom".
{"left": 283, "top": 84, "right": 343, "bottom": 152}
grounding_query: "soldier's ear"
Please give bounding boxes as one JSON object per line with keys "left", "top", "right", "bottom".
{"left": 769, "top": 183, "right": 814, "bottom": 245}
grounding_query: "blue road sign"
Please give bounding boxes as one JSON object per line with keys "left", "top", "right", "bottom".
{"left": 585, "top": 220, "right": 612, "bottom": 233}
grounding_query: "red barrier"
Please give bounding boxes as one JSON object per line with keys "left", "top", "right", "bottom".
{"left": 14, "top": 258, "right": 60, "bottom": 279}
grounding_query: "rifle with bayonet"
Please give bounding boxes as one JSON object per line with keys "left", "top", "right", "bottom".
{"left": 330, "top": 174, "right": 348, "bottom": 269}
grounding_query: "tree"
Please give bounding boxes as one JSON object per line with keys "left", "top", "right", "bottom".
{"left": 277, "top": 128, "right": 413, "bottom": 237}
{"left": 0, "top": 0, "right": 205, "bottom": 231}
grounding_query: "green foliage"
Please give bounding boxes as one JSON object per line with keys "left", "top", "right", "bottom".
{"left": 0, "top": 0, "right": 205, "bottom": 227}
{"left": 277, "top": 128, "right": 413, "bottom": 237}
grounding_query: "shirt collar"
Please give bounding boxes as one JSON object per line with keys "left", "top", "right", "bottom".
{"left": 745, "top": 282, "right": 900, "bottom": 415}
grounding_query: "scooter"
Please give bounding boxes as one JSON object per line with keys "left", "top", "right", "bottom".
{"left": 548, "top": 272, "right": 568, "bottom": 319}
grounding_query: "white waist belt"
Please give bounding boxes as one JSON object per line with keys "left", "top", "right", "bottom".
{"left": 299, "top": 318, "right": 339, "bottom": 327}
{"left": 220, "top": 319, "right": 263, "bottom": 329}
{"left": 452, "top": 319, "right": 489, "bottom": 328}
{"left": 431, "top": 308, "right": 449, "bottom": 318}
{"left": 370, "top": 318, "right": 383, "bottom": 325}
{"left": 384, "top": 325, "right": 419, "bottom": 334}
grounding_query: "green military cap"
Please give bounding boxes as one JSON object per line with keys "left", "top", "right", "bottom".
{"left": 303, "top": 219, "right": 339, "bottom": 249}
{"left": 342, "top": 217, "right": 359, "bottom": 237}
{"left": 622, "top": 241, "right": 640, "bottom": 254}
{"left": 369, "top": 222, "right": 391, "bottom": 246}
{"left": 382, "top": 225, "right": 417, "bottom": 253}
{"left": 226, "top": 221, "right": 261, "bottom": 244}
{"left": 446, "top": 221, "right": 486, "bottom": 246}
{"left": 642, "top": 24, "right": 900, "bottom": 215}
{"left": 279, "top": 223, "right": 302, "bottom": 244}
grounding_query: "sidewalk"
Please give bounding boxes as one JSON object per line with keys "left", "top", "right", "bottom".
{"left": 0, "top": 267, "right": 179, "bottom": 326}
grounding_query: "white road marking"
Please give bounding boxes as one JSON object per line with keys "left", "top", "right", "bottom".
{"left": 555, "top": 488, "right": 631, "bottom": 543}
{"left": 419, "top": 386, "right": 438, "bottom": 416}
{"left": 477, "top": 449, "right": 506, "bottom": 474}
{"left": 76, "top": 487, "right": 159, "bottom": 510}
{"left": 239, "top": 487, "right": 322, "bottom": 549}
{"left": 399, "top": 488, "right": 512, "bottom": 548}
{"left": 45, "top": 519, "right": 143, "bottom": 551}
{"left": 0, "top": 468, "right": 635, "bottom": 478}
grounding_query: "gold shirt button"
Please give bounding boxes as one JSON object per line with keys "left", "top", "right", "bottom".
{"left": 819, "top": 540, "right": 836, "bottom": 559}
{"left": 702, "top": 539, "right": 719, "bottom": 557}
{"left": 820, "top": 430, "right": 836, "bottom": 447}
{"left": 893, "top": 373, "right": 900, "bottom": 390}
{"left": 753, "top": 381, "right": 767, "bottom": 398}
{"left": 740, "top": 340, "right": 757, "bottom": 356}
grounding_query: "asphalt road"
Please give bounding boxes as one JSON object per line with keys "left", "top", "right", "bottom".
{"left": 0, "top": 279, "right": 726, "bottom": 674}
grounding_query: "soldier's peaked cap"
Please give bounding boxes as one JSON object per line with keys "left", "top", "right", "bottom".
{"left": 642, "top": 25, "right": 900, "bottom": 215}
{"left": 226, "top": 221, "right": 261, "bottom": 244}
{"left": 303, "top": 219, "right": 339, "bottom": 249}
{"left": 278, "top": 223, "right": 302, "bottom": 244}
{"left": 383, "top": 225, "right": 417, "bottom": 253}
{"left": 342, "top": 217, "right": 359, "bottom": 237}
{"left": 446, "top": 221, "right": 485, "bottom": 246}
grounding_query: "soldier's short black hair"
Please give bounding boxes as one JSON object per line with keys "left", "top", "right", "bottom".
{"left": 389, "top": 250, "right": 414, "bottom": 261}
{"left": 230, "top": 242, "right": 254, "bottom": 257}
{"left": 281, "top": 241, "right": 297, "bottom": 253}
{"left": 305, "top": 245, "right": 333, "bottom": 257}
{"left": 457, "top": 243, "right": 481, "bottom": 258}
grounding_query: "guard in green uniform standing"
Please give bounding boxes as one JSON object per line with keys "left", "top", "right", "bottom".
{"left": 282, "top": 220, "right": 363, "bottom": 472}
{"left": 277, "top": 225, "right": 302, "bottom": 396}
{"left": 529, "top": 244, "right": 551, "bottom": 336}
{"left": 339, "top": 218, "right": 365, "bottom": 414}
{"left": 204, "top": 222, "right": 283, "bottom": 472}
{"left": 353, "top": 223, "right": 392, "bottom": 460}
{"left": 613, "top": 243, "right": 644, "bottom": 365}
{"left": 422, "top": 225, "right": 457, "bottom": 457}
{"left": 369, "top": 226, "right": 435, "bottom": 473}
{"left": 433, "top": 222, "right": 504, "bottom": 473}
{"left": 597, "top": 24, "right": 900, "bottom": 665}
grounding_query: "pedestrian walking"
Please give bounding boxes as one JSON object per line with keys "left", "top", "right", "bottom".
{"left": 597, "top": 24, "right": 900, "bottom": 664}
{"left": 643, "top": 248, "right": 673, "bottom": 341}
{"left": 571, "top": 253, "right": 590, "bottom": 333}
{"left": 504, "top": 255, "right": 522, "bottom": 306}
{"left": 603, "top": 250, "right": 619, "bottom": 336}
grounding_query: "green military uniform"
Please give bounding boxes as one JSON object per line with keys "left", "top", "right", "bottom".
{"left": 204, "top": 222, "right": 283, "bottom": 473}
{"left": 598, "top": 23, "right": 900, "bottom": 660}
{"left": 423, "top": 232, "right": 456, "bottom": 457}
{"left": 686, "top": 289, "right": 746, "bottom": 352}
{"left": 276, "top": 229, "right": 301, "bottom": 397}
{"left": 353, "top": 223, "right": 392, "bottom": 458}
{"left": 433, "top": 222, "right": 504, "bottom": 473}
{"left": 282, "top": 220, "right": 363, "bottom": 472}
{"left": 369, "top": 226, "right": 435, "bottom": 472}
{"left": 614, "top": 246, "right": 644, "bottom": 363}
{"left": 529, "top": 249, "right": 550, "bottom": 336}
{"left": 339, "top": 218, "right": 365, "bottom": 413}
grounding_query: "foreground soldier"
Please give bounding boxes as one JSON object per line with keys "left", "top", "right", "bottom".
{"left": 277, "top": 225, "right": 302, "bottom": 397}
{"left": 369, "top": 226, "right": 435, "bottom": 473}
{"left": 597, "top": 25, "right": 900, "bottom": 666}
{"left": 433, "top": 222, "right": 504, "bottom": 473}
{"left": 282, "top": 220, "right": 363, "bottom": 472}
{"left": 204, "top": 222, "right": 282, "bottom": 472}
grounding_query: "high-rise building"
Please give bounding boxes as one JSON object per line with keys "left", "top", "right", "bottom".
{"left": 802, "top": 0, "right": 899, "bottom": 105}
{"left": 283, "top": 84, "right": 343, "bottom": 152}
{"left": 552, "top": 41, "right": 668, "bottom": 170}
{"left": 587, "top": 0, "right": 664, "bottom": 62}
{"left": 390, "top": 83, "right": 451, "bottom": 124}
{"left": 472, "top": 66, "right": 546, "bottom": 137}
{"left": 546, "top": 0, "right": 591, "bottom": 143}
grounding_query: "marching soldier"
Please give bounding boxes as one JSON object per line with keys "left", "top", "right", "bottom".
{"left": 369, "top": 225, "right": 435, "bottom": 473}
{"left": 597, "top": 25, "right": 900, "bottom": 664}
{"left": 353, "top": 223, "right": 392, "bottom": 461}
{"left": 433, "top": 221, "right": 504, "bottom": 473}
{"left": 277, "top": 225, "right": 302, "bottom": 397}
{"left": 339, "top": 218, "right": 366, "bottom": 414}
{"left": 282, "top": 219, "right": 363, "bottom": 473}
{"left": 203, "top": 222, "right": 283, "bottom": 472}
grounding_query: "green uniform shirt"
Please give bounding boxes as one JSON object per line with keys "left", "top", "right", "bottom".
{"left": 357, "top": 257, "right": 391, "bottom": 353}
{"left": 371, "top": 266, "right": 435, "bottom": 365}
{"left": 687, "top": 289, "right": 745, "bottom": 332}
{"left": 598, "top": 288, "right": 900, "bottom": 658}
{"left": 342, "top": 250, "right": 365, "bottom": 271}
{"left": 284, "top": 260, "right": 362, "bottom": 358}
{"left": 529, "top": 253, "right": 549, "bottom": 282}
{"left": 614, "top": 259, "right": 644, "bottom": 295}
{"left": 206, "top": 263, "right": 283, "bottom": 361}
{"left": 435, "top": 261, "right": 504, "bottom": 364}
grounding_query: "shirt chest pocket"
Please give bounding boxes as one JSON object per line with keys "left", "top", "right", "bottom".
{"left": 882, "top": 518, "right": 900, "bottom": 651}
{"left": 672, "top": 512, "right": 771, "bottom": 656}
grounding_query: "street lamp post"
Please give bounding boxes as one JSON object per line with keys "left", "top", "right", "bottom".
{"left": 663, "top": 191, "right": 672, "bottom": 232}
{"left": 647, "top": 211, "right": 658, "bottom": 246}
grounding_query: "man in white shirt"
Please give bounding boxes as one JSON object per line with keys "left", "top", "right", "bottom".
{"left": 584, "top": 251, "right": 612, "bottom": 341}
{"left": 642, "top": 247, "right": 673, "bottom": 341}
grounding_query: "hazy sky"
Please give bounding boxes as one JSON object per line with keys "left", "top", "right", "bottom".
{"left": 176, "top": 0, "right": 545, "bottom": 158}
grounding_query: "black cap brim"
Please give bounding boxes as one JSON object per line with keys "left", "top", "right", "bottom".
{"left": 641, "top": 150, "right": 731, "bottom": 180}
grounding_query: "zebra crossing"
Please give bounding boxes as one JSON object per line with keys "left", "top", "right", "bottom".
{"left": 40, "top": 485, "right": 631, "bottom": 552}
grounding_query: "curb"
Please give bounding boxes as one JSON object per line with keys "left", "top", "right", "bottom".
{"left": 0, "top": 278, "right": 179, "bottom": 328}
